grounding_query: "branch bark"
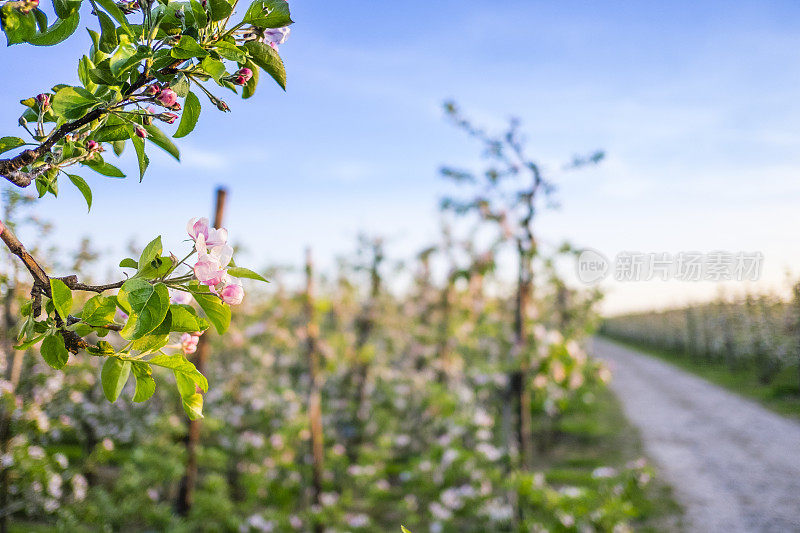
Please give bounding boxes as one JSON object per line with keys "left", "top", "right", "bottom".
{"left": 0, "top": 223, "right": 124, "bottom": 353}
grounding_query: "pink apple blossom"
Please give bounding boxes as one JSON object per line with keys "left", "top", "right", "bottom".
{"left": 187, "top": 217, "right": 229, "bottom": 249}
{"left": 196, "top": 234, "right": 233, "bottom": 268}
{"left": 193, "top": 253, "right": 226, "bottom": 286}
{"left": 263, "top": 26, "right": 290, "bottom": 50}
{"left": 134, "top": 126, "right": 147, "bottom": 138}
{"left": 180, "top": 333, "right": 199, "bottom": 355}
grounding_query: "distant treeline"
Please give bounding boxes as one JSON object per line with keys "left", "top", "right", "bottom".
{"left": 600, "top": 287, "right": 800, "bottom": 387}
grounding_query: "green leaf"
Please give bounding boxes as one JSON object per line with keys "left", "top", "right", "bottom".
{"left": 28, "top": 11, "right": 79, "bottom": 46}
{"left": 94, "top": 0, "right": 130, "bottom": 28}
{"left": 66, "top": 174, "right": 92, "bottom": 211}
{"left": 149, "top": 352, "right": 208, "bottom": 392}
{"left": 170, "top": 35, "right": 207, "bottom": 59}
{"left": 53, "top": 0, "right": 82, "bottom": 18}
{"left": 174, "top": 91, "right": 200, "bottom": 138}
{"left": 41, "top": 334, "right": 69, "bottom": 369}
{"left": 214, "top": 41, "right": 246, "bottom": 63}
{"left": 0, "top": 137, "right": 25, "bottom": 155}
{"left": 88, "top": 60, "right": 120, "bottom": 86}
{"left": 227, "top": 266, "right": 268, "bottom": 283}
{"left": 170, "top": 73, "right": 190, "bottom": 97}
{"left": 200, "top": 56, "right": 226, "bottom": 82}
{"left": 50, "top": 86, "right": 98, "bottom": 120}
{"left": 14, "top": 331, "right": 46, "bottom": 351}
{"left": 1, "top": 6, "right": 36, "bottom": 45}
{"left": 101, "top": 357, "right": 131, "bottom": 402}
{"left": 137, "top": 255, "right": 174, "bottom": 279}
{"left": 93, "top": 123, "right": 129, "bottom": 142}
{"left": 208, "top": 0, "right": 234, "bottom": 21}
{"left": 181, "top": 392, "right": 204, "bottom": 420}
{"left": 119, "top": 257, "right": 138, "bottom": 269}
{"left": 97, "top": 11, "right": 118, "bottom": 53}
{"left": 169, "top": 304, "right": 209, "bottom": 332}
{"left": 188, "top": 282, "right": 230, "bottom": 334}
{"left": 143, "top": 124, "right": 180, "bottom": 160}
{"left": 78, "top": 56, "right": 96, "bottom": 91}
{"left": 84, "top": 158, "right": 126, "bottom": 178}
{"left": 32, "top": 8, "right": 46, "bottom": 32}
{"left": 137, "top": 236, "right": 162, "bottom": 274}
{"left": 130, "top": 131, "right": 149, "bottom": 181}
{"left": 108, "top": 38, "right": 140, "bottom": 77}
{"left": 81, "top": 295, "right": 117, "bottom": 326}
{"left": 118, "top": 279, "right": 170, "bottom": 339}
{"left": 242, "top": 41, "right": 286, "bottom": 90}
{"left": 242, "top": 0, "right": 292, "bottom": 28}
{"left": 49, "top": 278, "right": 73, "bottom": 320}
{"left": 130, "top": 310, "right": 171, "bottom": 354}
{"left": 131, "top": 361, "right": 155, "bottom": 402}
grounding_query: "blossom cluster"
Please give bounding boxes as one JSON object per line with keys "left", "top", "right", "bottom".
{"left": 187, "top": 217, "right": 244, "bottom": 305}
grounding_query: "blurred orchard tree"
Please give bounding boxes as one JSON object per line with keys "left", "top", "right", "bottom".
{"left": 0, "top": 0, "right": 289, "bottom": 418}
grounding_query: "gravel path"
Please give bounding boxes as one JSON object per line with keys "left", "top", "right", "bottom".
{"left": 591, "top": 337, "right": 800, "bottom": 533}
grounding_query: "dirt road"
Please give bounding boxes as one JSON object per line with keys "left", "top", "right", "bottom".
{"left": 591, "top": 337, "right": 800, "bottom": 533}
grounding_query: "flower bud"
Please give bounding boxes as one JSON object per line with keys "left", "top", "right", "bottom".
{"left": 158, "top": 112, "right": 179, "bottom": 124}
{"left": 234, "top": 75, "right": 247, "bottom": 86}
{"left": 216, "top": 100, "right": 230, "bottom": 112}
{"left": 157, "top": 87, "right": 178, "bottom": 107}
{"left": 220, "top": 281, "right": 244, "bottom": 305}
{"left": 237, "top": 67, "right": 253, "bottom": 82}
{"left": 35, "top": 93, "right": 50, "bottom": 109}
{"left": 134, "top": 126, "right": 148, "bottom": 138}
{"left": 144, "top": 84, "right": 161, "bottom": 96}
{"left": 86, "top": 140, "right": 100, "bottom": 152}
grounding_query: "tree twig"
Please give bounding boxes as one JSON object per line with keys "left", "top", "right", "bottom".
{"left": 0, "top": 59, "right": 184, "bottom": 187}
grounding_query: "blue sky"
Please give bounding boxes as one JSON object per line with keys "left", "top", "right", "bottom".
{"left": 2, "top": 0, "right": 800, "bottom": 312}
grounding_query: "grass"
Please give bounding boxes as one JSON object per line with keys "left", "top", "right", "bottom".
{"left": 600, "top": 334, "right": 800, "bottom": 419}
{"left": 533, "top": 383, "right": 685, "bottom": 532}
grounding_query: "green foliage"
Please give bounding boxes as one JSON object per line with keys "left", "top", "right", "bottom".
{"left": 174, "top": 91, "right": 200, "bottom": 138}
{"left": 243, "top": 41, "right": 286, "bottom": 90}
{"left": 226, "top": 266, "right": 268, "bottom": 282}
{"left": 188, "top": 281, "right": 231, "bottom": 334}
{"left": 101, "top": 357, "right": 131, "bottom": 402}
{"left": 118, "top": 279, "right": 170, "bottom": 340}
{"left": 40, "top": 333, "right": 69, "bottom": 369}
{"left": 49, "top": 278, "right": 72, "bottom": 320}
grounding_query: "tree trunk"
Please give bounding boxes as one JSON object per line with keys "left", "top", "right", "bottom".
{"left": 304, "top": 249, "right": 325, "bottom": 533}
